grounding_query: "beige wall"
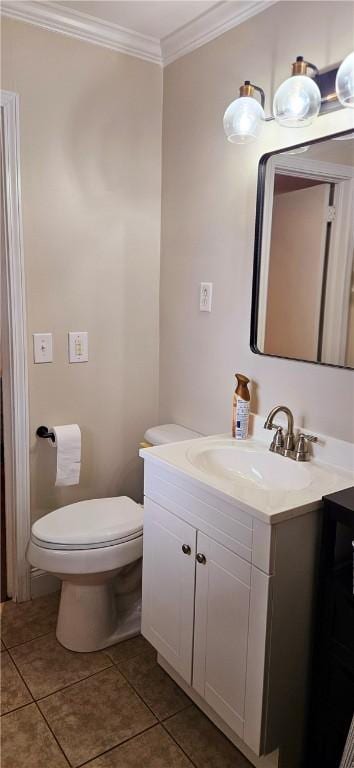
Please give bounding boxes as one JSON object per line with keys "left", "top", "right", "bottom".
{"left": 160, "top": 1, "right": 354, "bottom": 442}
{"left": 2, "top": 19, "right": 163, "bottom": 521}
{"left": 2, "top": 1, "right": 354, "bottom": 532}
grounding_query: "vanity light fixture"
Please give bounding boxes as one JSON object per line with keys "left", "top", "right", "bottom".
{"left": 224, "top": 51, "right": 354, "bottom": 143}
{"left": 273, "top": 56, "right": 321, "bottom": 126}
{"left": 223, "top": 81, "right": 265, "bottom": 143}
{"left": 336, "top": 51, "right": 354, "bottom": 107}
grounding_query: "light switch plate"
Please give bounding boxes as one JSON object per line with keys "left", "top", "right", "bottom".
{"left": 68, "top": 331, "right": 88, "bottom": 363}
{"left": 33, "top": 333, "right": 53, "bottom": 363}
{"left": 200, "top": 282, "right": 213, "bottom": 312}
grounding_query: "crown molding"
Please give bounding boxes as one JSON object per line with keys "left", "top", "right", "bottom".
{"left": 1, "top": 1, "right": 163, "bottom": 64}
{"left": 161, "top": 1, "right": 277, "bottom": 65}
{"left": 1, "top": 1, "right": 277, "bottom": 67}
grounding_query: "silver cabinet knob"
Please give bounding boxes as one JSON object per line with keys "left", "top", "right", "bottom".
{"left": 182, "top": 544, "right": 191, "bottom": 555}
{"left": 196, "top": 553, "right": 206, "bottom": 564}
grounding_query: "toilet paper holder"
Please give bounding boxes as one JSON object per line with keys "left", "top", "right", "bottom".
{"left": 36, "top": 425, "right": 56, "bottom": 443}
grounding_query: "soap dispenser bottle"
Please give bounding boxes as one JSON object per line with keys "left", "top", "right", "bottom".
{"left": 232, "top": 374, "right": 250, "bottom": 439}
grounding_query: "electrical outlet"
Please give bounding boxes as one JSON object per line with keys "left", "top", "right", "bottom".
{"left": 200, "top": 282, "right": 213, "bottom": 312}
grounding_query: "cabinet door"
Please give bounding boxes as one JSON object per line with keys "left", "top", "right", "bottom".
{"left": 193, "top": 532, "right": 251, "bottom": 739}
{"left": 141, "top": 497, "right": 196, "bottom": 684}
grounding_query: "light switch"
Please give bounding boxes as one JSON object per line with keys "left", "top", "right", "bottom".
{"left": 200, "top": 282, "right": 213, "bottom": 312}
{"left": 68, "top": 332, "right": 88, "bottom": 363}
{"left": 33, "top": 333, "right": 53, "bottom": 363}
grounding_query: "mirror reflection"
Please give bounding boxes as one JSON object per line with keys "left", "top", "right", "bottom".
{"left": 253, "top": 131, "right": 354, "bottom": 368}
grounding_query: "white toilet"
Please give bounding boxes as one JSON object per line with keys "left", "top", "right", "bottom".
{"left": 27, "top": 424, "right": 200, "bottom": 652}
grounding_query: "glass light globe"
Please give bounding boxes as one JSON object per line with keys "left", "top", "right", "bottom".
{"left": 223, "top": 96, "right": 265, "bottom": 144}
{"left": 336, "top": 52, "right": 354, "bottom": 107}
{"left": 273, "top": 75, "right": 321, "bottom": 126}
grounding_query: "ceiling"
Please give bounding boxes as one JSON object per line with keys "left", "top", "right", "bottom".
{"left": 55, "top": 1, "right": 219, "bottom": 40}
{"left": 1, "top": 0, "right": 276, "bottom": 65}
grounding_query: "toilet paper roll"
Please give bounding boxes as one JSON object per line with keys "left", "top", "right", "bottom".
{"left": 50, "top": 425, "right": 81, "bottom": 486}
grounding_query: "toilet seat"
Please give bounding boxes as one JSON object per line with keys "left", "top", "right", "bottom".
{"left": 31, "top": 496, "right": 143, "bottom": 551}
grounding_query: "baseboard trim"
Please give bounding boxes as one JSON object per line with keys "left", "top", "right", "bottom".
{"left": 30, "top": 568, "right": 60, "bottom": 599}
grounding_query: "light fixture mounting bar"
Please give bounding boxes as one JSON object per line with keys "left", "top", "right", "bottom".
{"left": 317, "top": 63, "right": 342, "bottom": 114}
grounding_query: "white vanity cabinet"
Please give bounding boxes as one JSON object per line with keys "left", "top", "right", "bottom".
{"left": 141, "top": 457, "right": 321, "bottom": 768}
{"left": 142, "top": 497, "right": 253, "bottom": 738}
{"left": 192, "top": 532, "right": 251, "bottom": 737}
{"left": 141, "top": 498, "right": 196, "bottom": 682}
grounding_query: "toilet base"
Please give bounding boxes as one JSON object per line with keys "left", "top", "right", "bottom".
{"left": 56, "top": 579, "right": 142, "bottom": 652}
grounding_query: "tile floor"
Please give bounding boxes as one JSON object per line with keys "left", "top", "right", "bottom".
{"left": 1, "top": 593, "right": 252, "bottom": 768}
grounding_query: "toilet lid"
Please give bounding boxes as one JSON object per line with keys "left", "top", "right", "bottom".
{"left": 31, "top": 497, "right": 143, "bottom": 550}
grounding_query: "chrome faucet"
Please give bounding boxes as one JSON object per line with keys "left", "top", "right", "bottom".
{"left": 264, "top": 405, "right": 318, "bottom": 461}
{"left": 264, "top": 405, "right": 295, "bottom": 457}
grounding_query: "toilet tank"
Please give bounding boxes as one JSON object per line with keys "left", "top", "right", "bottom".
{"left": 141, "top": 424, "right": 201, "bottom": 448}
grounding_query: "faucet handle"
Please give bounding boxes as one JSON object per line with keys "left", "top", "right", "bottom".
{"left": 269, "top": 425, "right": 284, "bottom": 454}
{"left": 292, "top": 433, "right": 318, "bottom": 461}
{"left": 299, "top": 433, "right": 318, "bottom": 443}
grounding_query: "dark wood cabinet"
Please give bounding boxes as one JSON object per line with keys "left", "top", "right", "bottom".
{"left": 308, "top": 487, "right": 354, "bottom": 768}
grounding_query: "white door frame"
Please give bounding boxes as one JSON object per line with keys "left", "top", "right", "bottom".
{"left": 257, "top": 154, "right": 354, "bottom": 363}
{"left": 1, "top": 90, "right": 31, "bottom": 602}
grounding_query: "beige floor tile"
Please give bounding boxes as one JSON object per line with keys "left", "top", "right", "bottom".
{"left": 1, "top": 651, "right": 32, "bottom": 714}
{"left": 10, "top": 632, "right": 113, "bottom": 699}
{"left": 1, "top": 593, "right": 59, "bottom": 648}
{"left": 38, "top": 666, "right": 157, "bottom": 767}
{"left": 105, "top": 634, "right": 156, "bottom": 665}
{"left": 87, "top": 725, "right": 194, "bottom": 767}
{"left": 1, "top": 702, "right": 69, "bottom": 768}
{"left": 164, "top": 705, "right": 253, "bottom": 768}
{"left": 117, "top": 653, "right": 191, "bottom": 721}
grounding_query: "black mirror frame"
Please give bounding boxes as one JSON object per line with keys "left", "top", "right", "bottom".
{"left": 250, "top": 128, "right": 354, "bottom": 370}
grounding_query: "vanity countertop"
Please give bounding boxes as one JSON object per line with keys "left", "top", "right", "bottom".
{"left": 140, "top": 433, "right": 354, "bottom": 524}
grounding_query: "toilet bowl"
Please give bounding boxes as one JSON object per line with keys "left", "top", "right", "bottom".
{"left": 27, "top": 496, "right": 143, "bottom": 651}
{"left": 27, "top": 424, "right": 201, "bottom": 652}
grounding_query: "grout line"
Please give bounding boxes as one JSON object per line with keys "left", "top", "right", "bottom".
{"left": 2, "top": 655, "right": 71, "bottom": 765}
{"left": 6, "top": 642, "right": 113, "bottom": 706}
{"left": 5, "top": 629, "right": 54, "bottom": 650}
{"left": 77, "top": 722, "right": 160, "bottom": 768}
{"left": 103, "top": 648, "right": 155, "bottom": 665}
{"left": 113, "top": 656, "right": 193, "bottom": 722}
{"left": 0, "top": 595, "right": 60, "bottom": 650}
{"left": 2, "top": 628, "right": 56, "bottom": 651}
{"left": 115, "top": 661, "right": 193, "bottom": 723}
{"left": 1, "top": 701, "right": 35, "bottom": 719}
{"left": 110, "top": 655, "right": 199, "bottom": 767}
{"left": 35, "top": 661, "right": 162, "bottom": 767}
{"left": 2, "top": 621, "right": 196, "bottom": 767}
{"left": 109, "top": 661, "right": 161, "bottom": 718}
{"left": 7, "top": 640, "right": 114, "bottom": 701}
{"left": 160, "top": 713, "right": 199, "bottom": 768}
{"left": 1, "top": 652, "right": 35, "bottom": 712}
{"left": 27, "top": 662, "right": 114, "bottom": 703}
{"left": 34, "top": 700, "right": 72, "bottom": 766}
{"left": 35, "top": 664, "right": 122, "bottom": 704}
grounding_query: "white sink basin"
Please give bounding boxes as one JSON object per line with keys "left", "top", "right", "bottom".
{"left": 186, "top": 440, "right": 312, "bottom": 491}
{"left": 140, "top": 432, "right": 354, "bottom": 522}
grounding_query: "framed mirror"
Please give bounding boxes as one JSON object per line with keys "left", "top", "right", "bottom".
{"left": 251, "top": 129, "right": 354, "bottom": 369}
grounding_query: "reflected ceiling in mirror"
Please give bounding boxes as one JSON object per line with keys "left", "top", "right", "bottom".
{"left": 251, "top": 130, "right": 354, "bottom": 369}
